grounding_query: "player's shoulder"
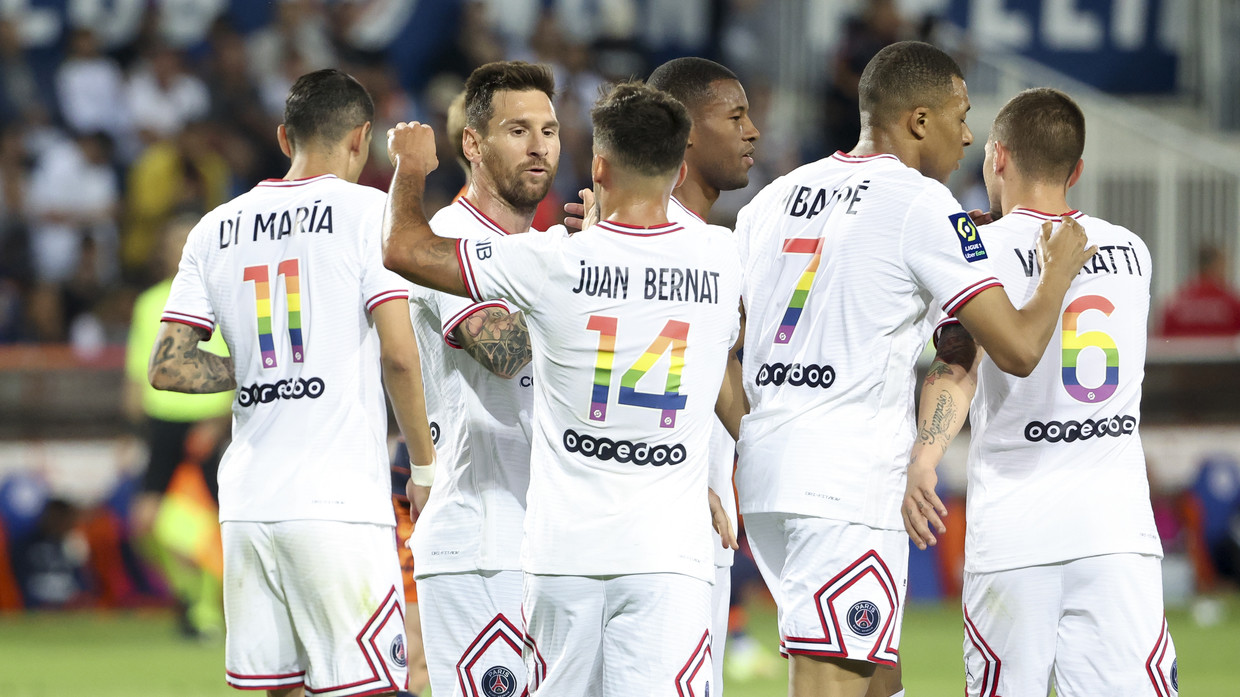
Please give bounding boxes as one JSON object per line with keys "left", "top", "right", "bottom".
{"left": 430, "top": 197, "right": 516, "bottom": 240}
{"left": 1077, "top": 213, "right": 1147, "bottom": 251}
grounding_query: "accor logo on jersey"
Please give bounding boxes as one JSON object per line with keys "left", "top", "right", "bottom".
{"left": 236, "top": 377, "right": 325, "bottom": 407}
{"left": 480, "top": 666, "right": 517, "bottom": 697}
{"left": 755, "top": 362, "right": 835, "bottom": 389}
{"left": 949, "top": 212, "right": 988, "bottom": 262}
{"left": 563, "top": 429, "right": 688, "bottom": 467}
{"left": 1023, "top": 414, "right": 1136, "bottom": 443}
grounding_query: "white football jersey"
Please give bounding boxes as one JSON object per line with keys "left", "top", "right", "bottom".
{"left": 409, "top": 198, "right": 535, "bottom": 577}
{"left": 163, "top": 174, "right": 410, "bottom": 525}
{"left": 735, "top": 152, "right": 1001, "bottom": 530}
{"left": 670, "top": 195, "right": 736, "bottom": 567}
{"left": 458, "top": 217, "right": 742, "bottom": 582}
{"left": 947, "top": 208, "right": 1161, "bottom": 572}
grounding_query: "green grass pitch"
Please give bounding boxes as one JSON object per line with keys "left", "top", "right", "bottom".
{"left": 0, "top": 595, "right": 1236, "bottom": 696}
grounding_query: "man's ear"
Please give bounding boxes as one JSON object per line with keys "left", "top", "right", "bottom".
{"left": 1067, "top": 158, "right": 1084, "bottom": 189}
{"left": 352, "top": 121, "right": 372, "bottom": 155}
{"left": 992, "top": 140, "right": 1009, "bottom": 176}
{"left": 674, "top": 159, "right": 688, "bottom": 189}
{"left": 908, "top": 107, "right": 930, "bottom": 141}
{"left": 463, "top": 127, "right": 483, "bottom": 164}
{"left": 591, "top": 153, "right": 606, "bottom": 185}
{"left": 277, "top": 124, "right": 292, "bottom": 158}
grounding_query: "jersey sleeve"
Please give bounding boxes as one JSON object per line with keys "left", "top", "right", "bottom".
{"left": 360, "top": 205, "right": 412, "bottom": 313}
{"left": 438, "top": 295, "right": 518, "bottom": 349}
{"left": 456, "top": 230, "right": 555, "bottom": 312}
{"left": 901, "top": 187, "right": 1002, "bottom": 317}
{"left": 161, "top": 221, "right": 216, "bottom": 336}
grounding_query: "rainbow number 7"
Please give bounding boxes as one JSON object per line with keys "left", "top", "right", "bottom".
{"left": 243, "top": 258, "right": 304, "bottom": 369}
{"left": 775, "top": 236, "right": 825, "bottom": 344}
{"left": 586, "top": 315, "right": 689, "bottom": 428}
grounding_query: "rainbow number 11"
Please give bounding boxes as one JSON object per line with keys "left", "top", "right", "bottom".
{"left": 243, "top": 259, "right": 304, "bottom": 369}
{"left": 586, "top": 315, "right": 689, "bottom": 428}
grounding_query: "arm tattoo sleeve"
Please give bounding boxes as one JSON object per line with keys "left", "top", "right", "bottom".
{"left": 149, "top": 323, "right": 237, "bottom": 393}
{"left": 916, "top": 389, "right": 958, "bottom": 455}
{"left": 453, "top": 307, "right": 533, "bottom": 379}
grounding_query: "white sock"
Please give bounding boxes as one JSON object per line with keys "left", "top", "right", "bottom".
{"left": 888, "top": 691, "right": 905, "bottom": 697}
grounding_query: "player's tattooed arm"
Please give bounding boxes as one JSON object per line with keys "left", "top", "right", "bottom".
{"left": 452, "top": 307, "right": 533, "bottom": 379}
{"left": 902, "top": 322, "right": 981, "bottom": 550}
{"left": 383, "top": 121, "right": 469, "bottom": 297}
{"left": 148, "top": 322, "right": 236, "bottom": 394}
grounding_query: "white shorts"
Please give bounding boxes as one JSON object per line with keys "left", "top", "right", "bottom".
{"left": 523, "top": 572, "right": 712, "bottom": 697}
{"left": 222, "top": 520, "right": 407, "bottom": 696}
{"left": 963, "top": 553, "right": 1177, "bottom": 697}
{"left": 745, "top": 513, "right": 908, "bottom": 666}
{"left": 712, "top": 564, "right": 731, "bottom": 697}
{"left": 418, "top": 570, "right": 524, "bottom": 697}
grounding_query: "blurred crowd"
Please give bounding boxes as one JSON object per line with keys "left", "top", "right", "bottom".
{"left": 0, "top": 0, "right": 1231, "bottom": 351}
{"left": 0, "top": 0, "right": 956, "bottom": 349}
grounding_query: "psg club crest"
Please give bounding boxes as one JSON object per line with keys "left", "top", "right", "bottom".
{"left": 847, "top": 600, "right": 881, "bottom": 636}
{"left": 481, "top": 665, "right": 518, "bottom": 697}
{"left": 390, "top": 634, "right": 408, "bottom": 668}
{"left": 1170, "top": 658, "right": 1178, "bottom": 691}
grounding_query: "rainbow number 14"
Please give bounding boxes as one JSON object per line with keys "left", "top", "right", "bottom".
{"left": 586, "top": 315, "right": 689, "bottom": 428}
{"left": 243, "top": 258, "right": 304, "bottom": 369}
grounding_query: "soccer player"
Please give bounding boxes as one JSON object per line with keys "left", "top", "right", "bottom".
{"left": 383, "top": 82, "right": 742, "bottom": 697}
{"left": 901, "top": 88, "right": 1178, "bottom": 697}
{"left": 646, "top": 55, "right": 759, "bottom": 697}
{"left": 730, "top": 41, "right": 1096, "bottom": 697}
{"left": 401, "top": 61, "right": 557, "bottom": 697}
{"left": 149, "top": 68, "right": 435, "bottom": 697}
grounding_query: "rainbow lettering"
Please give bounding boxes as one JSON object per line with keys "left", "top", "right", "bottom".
{"left": 776, "top": 237, "right": 825, "bottom": 344}
{"left": 243, "top": 258, "right": 306, "bottom": 370}
{"left": 277, "top": 259, "right": 304, "bottom": 363}
{"left": 243, "top": 265, "right": 277, "bottom": 368}
{"left": 619, "top": 319, "right": 688, "bottom": 428}
{"left": 1061, "top": 294, "right": 1118, "bottom": 403}
{"left": 586, "top": 315, "right": 617, "bottom": 421}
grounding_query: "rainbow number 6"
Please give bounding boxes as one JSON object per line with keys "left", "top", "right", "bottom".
{"left": 1061, "top": 294, "right": 1118, "bottom": 403}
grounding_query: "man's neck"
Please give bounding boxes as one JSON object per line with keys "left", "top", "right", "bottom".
{"left": 599, "top": 189, "right": 671, "bottom": 228}
{"left": 849, "top": 130, "right": 916, "bottom": 170}
{"left": 1001, "top": 179, "right": 1072, "bottom": 218}
{"left": 284, "top": 154, "right": 350, "bottom": 183}
{"left": 671, "top": 172, "right": 717, "bottom": 221}
{"left": 465, "top": 179, "right": 536, "bottom": 234}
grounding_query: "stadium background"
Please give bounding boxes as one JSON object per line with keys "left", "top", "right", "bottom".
{"left": 1, "top": 0, "right": 1239, "bottom": 695}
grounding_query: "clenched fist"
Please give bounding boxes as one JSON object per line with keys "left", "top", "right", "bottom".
{"left": 387, "top": 121, "right": 439, "bottom": 178}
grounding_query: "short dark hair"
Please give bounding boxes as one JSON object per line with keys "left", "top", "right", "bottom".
{"left": 647, "top": 57, "right": 739, "bottom": 113}
{"left": 991, "top": 87, "right": 1085, "bottom": 183}
{"left": 464, "top": 61, "right": 556, "bottom": 133}
{"left": 283, "top": 69, "right": 374, "bottom": 148}
{"left": 591, "top": 82, "right": 691, "bottom": 177}
{"left": 858, "top": 41, "right": 963, "bottom": 125}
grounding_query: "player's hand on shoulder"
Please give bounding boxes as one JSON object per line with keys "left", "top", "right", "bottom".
{"left": 563, "top": 188, "right": 597, "bottom": 233}
{"left": 387, "top": 121, "right": 439, "bottom": 177}
{"left": 1037, "top": 215, "right": 1097, "bottom": 285}
{"left": 901, "top": 462, "right": 948, "bottom": 551}
{"left": 967, "top": 209, "right": 994, "bottom": 226}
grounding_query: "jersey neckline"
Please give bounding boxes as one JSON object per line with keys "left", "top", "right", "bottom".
{"left": 670, "top": 195, "right": 706, "bottom": 224}
{"left": 457, "top": 197, "right": 527, "bottom": 236}
{"left": 595, "top": 220, "right": 685, "bottom": 236}
{"left": 831, "top": 151, "right": 901, "bottom": 164}
{"left": 1010, "top": 207, "right": 1083, "bottom": 221}
{"left": 257, "top": 173, "right": 338, "bottom": 187}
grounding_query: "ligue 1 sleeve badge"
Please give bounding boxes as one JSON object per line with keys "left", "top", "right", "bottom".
{"left": 847, "top": 600, "right": 882, "bottom": 636}
{"left": 949, "top": 212, "right": 988, "bottom": 262}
